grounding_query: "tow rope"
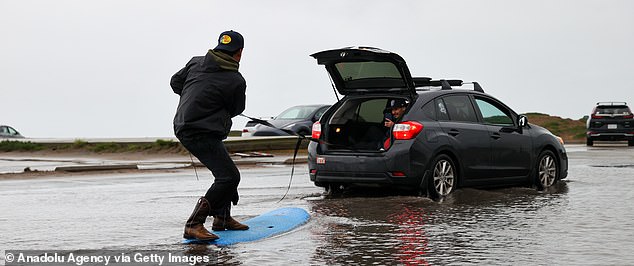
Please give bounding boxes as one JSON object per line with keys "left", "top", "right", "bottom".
{"left": 186, "top": 114, "right": 309, "bottom": 204}
{"left": 239, "top": 114, "right": 307, "bottom": 203}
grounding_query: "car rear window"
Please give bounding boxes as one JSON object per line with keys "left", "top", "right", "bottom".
{"left": 595, "top": 106, "right": 631, "bottom": 116}
{"left": 335, "top": 62, "right": 406, "bottom": 89}
{"left": 435, "top": 99, "right": 450, "bottom": 120}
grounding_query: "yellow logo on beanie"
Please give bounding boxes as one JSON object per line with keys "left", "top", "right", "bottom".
{"left": 220, "top": 35, "right": 232, "bottom": 44}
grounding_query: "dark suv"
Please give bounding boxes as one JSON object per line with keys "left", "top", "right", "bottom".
{"left": 586, "top": 102, "right": 634, "bottom": 146}
{"left": 307, "top": 47, "right": 568, "bottom": 198}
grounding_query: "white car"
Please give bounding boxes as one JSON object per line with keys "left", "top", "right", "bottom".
{"left": 0, "top": 125, "right": 24, "bottom": 138}
{"left": 241, "top": 120, "right": 259, "bottom": 137}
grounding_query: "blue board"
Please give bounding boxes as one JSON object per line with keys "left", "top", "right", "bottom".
{"left": 182, "top": 207, "right": 310, "bottom": 246}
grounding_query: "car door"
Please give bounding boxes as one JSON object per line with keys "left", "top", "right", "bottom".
{"left": 473, "top": 96, "right": 532, "bottom": 178}
{"left": 437, "top": 95, "right": 491, "bottom": 179}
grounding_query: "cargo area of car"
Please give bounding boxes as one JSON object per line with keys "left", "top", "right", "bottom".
{"left": 321, "top": 97, "right": 406, "bottom": 152}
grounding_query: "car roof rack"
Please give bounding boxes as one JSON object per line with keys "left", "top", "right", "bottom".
{"left": 413, "top": 78, "right": 484, "bottom": 93}
{"left": 596, "top": 102, "right": 627, "bottom": 106}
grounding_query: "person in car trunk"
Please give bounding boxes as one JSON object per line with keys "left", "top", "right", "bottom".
{"left": 383, "top": 99, "right": 408, "bottom": 149}
{"left": 384, "top": 99, "right": 408, "bottom": 128}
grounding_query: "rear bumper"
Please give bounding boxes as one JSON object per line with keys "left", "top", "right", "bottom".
{"left": 311, "top": 171, "right": 394, "bottom": 184}
{"left": 587, "top": 131, "right": 634, "bottom": 141}
{"left": 307, "top": 140, "right": 428, "bottom": 188}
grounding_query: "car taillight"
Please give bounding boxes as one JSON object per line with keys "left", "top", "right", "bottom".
{"left": 311, "top": 122, "right": 322, "bottom": 139}
{"left": 591, "top": 114, "right": 602, "bottom": 119}
{"left": 624, "top": 114, "right": 634, "bottom": 119}
{"left": 392, "top": 121, "right": 423, "bottom": 140}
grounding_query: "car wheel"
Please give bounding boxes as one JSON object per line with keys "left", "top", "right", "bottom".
{"left": 428, "top": 154, "right": 456, "bottom": 198}
{"left": 325, "top": 183, "right": 344, "bottom": 196}
{"left": 629, "top": 140, "right": 634, "bottom": 146}
{"left": 586, "top": 137, "right": 593, "bottom": 146}
{"left": 535, "top": 150, "right": 558, "bottom": 190}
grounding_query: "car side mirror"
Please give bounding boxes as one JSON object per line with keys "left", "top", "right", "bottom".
{"left": 518, "top": 115, "right": 528, "bottom": 128}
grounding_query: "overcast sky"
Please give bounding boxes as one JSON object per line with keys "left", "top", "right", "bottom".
{"left": 2, "top": 0, "right": 633, "bottom": 138}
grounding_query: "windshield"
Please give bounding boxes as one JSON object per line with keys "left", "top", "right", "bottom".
{"left": 276, "top": 106, "right": 319, "bottom": 120}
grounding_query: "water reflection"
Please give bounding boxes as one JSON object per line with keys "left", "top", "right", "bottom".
{"left": 308, "top": 182, "right": 569, "bottom": 264}
{"left": 387, "top": 206, "right": 430, "bottom": 265}
{"left": 183, "top": 243, "right": 239, "bottom": 265}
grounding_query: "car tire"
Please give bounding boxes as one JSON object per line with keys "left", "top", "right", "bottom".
{"left": 325, "top": 183, "right": 344, "bottom": 196}
{"left": 629, "top": 140, "right": 634, "bottom": 146}
{"left": 534, "top": 150, "right": 558, "bottom": 190}
{"left": 427, "top": 154, "right": 457, "bottom": 198}
{"left": 586, "top": 137, "right": 593, "bottom": 146}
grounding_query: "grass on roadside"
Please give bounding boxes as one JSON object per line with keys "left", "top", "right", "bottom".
{"left": 0, "top": 140, "right": 45, "bottom": 152}
{"left": 0, "top": 139, "right": 185, "bottom": 153}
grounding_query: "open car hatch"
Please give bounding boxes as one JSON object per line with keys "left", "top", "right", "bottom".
{"left": 311, "top": 47, "right": 415, "bottom": 95}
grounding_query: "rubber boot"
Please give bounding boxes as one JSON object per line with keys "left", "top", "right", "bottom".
{"left": 183, "top": 197, "right": 219, "bottom": 241}
{"left": 212, "top": 206, "right": 249, "bottom": 231}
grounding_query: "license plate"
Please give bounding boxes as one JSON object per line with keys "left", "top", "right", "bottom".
{"left": 316, "top": 157, "right": 326, "bottom": 164}
{"left": 608, "top": 124, "right": 617, "bottom": 129}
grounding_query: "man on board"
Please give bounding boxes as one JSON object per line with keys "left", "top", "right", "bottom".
{"left": 171, "top": 30, "right": 249, "bottom": 241}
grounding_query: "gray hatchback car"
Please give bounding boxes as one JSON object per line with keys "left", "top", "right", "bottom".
{"left": 307, "top": 47, "right": 568, "bottom": 198}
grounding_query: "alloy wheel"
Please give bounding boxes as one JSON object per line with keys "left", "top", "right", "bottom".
{"left": 433, "top": 159, "right": 455, "bottom": 196}
{"left": 538, "top": 155, "right": 557, "bottom": 188}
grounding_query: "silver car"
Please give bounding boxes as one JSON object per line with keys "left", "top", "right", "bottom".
{"left": 0, "top": 125, "right": 24, "bottom": 138}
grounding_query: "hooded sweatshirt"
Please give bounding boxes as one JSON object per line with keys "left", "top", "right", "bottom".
{"left": 171, "top": 50, "right": 246, "bottom": 139}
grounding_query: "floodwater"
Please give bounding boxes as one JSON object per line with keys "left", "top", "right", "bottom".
{"left": 1, "top": 144, "right": 634, "bottom": 265}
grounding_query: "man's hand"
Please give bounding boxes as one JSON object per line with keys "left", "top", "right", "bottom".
{"left": 384, "top": 118, "right": 394, "bottom": 128}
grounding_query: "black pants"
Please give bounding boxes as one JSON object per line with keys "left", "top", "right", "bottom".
{"left": 178, "top": 134, "right": 239, "bottom": 217}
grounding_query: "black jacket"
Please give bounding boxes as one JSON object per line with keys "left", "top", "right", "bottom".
{"left": 171, "top": 51, "right": 246, "bottom": 139}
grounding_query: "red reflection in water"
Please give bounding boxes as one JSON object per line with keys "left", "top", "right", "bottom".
{"left": 387, "top": 206, "right": 430, "bottom": 265}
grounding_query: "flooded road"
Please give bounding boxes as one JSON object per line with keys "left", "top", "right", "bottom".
{"left": 1, "top": 144, "right": 634, "bottom": 265}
